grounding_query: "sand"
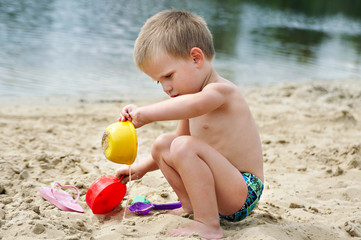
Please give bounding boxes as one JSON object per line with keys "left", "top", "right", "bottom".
{"left": 0, "top": 79, "right": 360, "bottom": 240}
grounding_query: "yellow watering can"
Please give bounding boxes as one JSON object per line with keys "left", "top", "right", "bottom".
{"left": 102, "top": 121, "right": 137, "bottom": 165}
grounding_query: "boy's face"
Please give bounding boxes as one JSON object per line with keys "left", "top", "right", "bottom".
{"left": 142, "top": 51, "right": 204, "bottom": 98}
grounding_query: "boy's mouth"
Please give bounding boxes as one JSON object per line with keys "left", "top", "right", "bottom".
{"left": 170, "top": 94, "right": 179, "bottom": 98}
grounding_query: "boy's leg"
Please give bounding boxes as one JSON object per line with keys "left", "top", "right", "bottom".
{"left": 151, "top": 134, "right": 193, "bottom": 213}
{"left": 165, "top": 135, "right": 248, "bottom": 239}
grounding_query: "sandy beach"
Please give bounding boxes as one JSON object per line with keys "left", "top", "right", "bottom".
{"left": 0, "top": 79, "right": 360, "bottom": 240}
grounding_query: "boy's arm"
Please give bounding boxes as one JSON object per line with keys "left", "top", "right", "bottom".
{"left": 116, "top": 154, "right": 159, "bottom": 183}
{"left": 176, "top": 119, "right": 190, "bottom": 136}
{"left": 140, "top": 84, "right": 226, "bottom": 124}
{"left": 139, "top": 154, "right": 159, "bottom": 172}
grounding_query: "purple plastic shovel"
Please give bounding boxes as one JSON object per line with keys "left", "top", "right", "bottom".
{"left": 128, "top": 201, "right": 182, "bottom": 215}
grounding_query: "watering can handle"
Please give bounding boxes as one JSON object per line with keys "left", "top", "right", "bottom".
{"left": 153, "top": 202, "right": 182, "bottom": 210}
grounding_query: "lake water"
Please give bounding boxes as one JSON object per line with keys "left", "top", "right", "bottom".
{"left": 1, "top": 0, "right": 360, "bottom": 100}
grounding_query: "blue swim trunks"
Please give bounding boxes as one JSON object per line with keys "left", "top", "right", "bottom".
{"left": 219, "top": 172, "right": 264, "bottom": 222}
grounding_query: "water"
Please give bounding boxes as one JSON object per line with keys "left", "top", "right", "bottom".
{"left": 0, "top": 0, "right": 360, "bottom": 100}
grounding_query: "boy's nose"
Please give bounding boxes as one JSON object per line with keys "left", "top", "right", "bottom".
{"left": 162, "top": 83, "right": 172, "bottom": 93}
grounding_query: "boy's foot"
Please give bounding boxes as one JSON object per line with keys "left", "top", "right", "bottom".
{"left": 167, "top": 207, "right": 193, "bottom": 217}
{"left": 167, "top": 208, "right": 186, "bottom": 216}
{"left": 169, "top": 221, "right": 223, "bottom": 239}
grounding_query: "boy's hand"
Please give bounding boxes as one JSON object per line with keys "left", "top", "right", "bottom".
{"left": 115, "top": 164, "right": 145, "bottom": 184}
{"left": 119, "top": 104, "right": 145, "bottom": 128}
{"left": 119, "top": 104, "right": 136, "bottom": 122}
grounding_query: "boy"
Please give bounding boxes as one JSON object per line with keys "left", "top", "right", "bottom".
{"left": 116, "top": 9, "right": 264, "bottom": 239}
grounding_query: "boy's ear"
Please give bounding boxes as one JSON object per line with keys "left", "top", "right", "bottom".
{"left": 189, "top": 47, "right": 204, "bottom": 67}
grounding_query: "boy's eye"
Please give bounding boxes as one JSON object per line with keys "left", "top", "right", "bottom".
{"left": 165, "top": 73, "right": 172, "bottom": 78}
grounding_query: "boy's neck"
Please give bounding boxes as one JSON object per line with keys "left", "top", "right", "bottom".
{"left": 200, "top": 64, "right": 219, "bottom": 90}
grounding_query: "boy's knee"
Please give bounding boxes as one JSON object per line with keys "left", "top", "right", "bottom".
{"left": 151, "top": 133, "right": 175, "bottom": 161}
{"left": 169, "top": 136, "right": 194, "bottom": 161}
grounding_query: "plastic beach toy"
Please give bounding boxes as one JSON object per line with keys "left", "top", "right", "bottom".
{"left": 102, "top": 121, "right": 137, "bottom": 165}
{"left": 129, "top": 201, "right": 182, "bottom": 215}
{"left": 131, "top": 195, "right": 150, "bottom": 205}
{"left": 86, "top": 175, "right": 127, "bottom": 214}
{"left": 39, "top": 182, "right": 84, "bottom": 213}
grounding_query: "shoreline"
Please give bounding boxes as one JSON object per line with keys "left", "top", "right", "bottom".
{"left": 0, "top": 79, "right": 360, "bottom": 239}
{"left": 2, "top": 77, "right": 360, "bottom": 106}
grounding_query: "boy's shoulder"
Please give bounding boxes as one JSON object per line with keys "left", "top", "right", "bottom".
{"left": 202, "top": 80, "right": 246, "bottom": 107}
{"left": 203, "top": 79, "right": 240, "bottom": 95}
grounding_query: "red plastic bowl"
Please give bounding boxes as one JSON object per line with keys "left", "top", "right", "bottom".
{"left": 86, "top": 175, "right": 126, "bottom": 214}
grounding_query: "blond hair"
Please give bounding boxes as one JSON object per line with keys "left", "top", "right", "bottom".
{"left": 134, "top": 9, "right": 215, "bottom": 69}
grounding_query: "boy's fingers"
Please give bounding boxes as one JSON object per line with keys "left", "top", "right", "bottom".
{"left": 118, "top": 115, "right": 130, "bottom": 122}
{"left": 121, "top": 176, "right": 129, "bottom": 184}
{"left": 120, "top": 113, "right": 131, "bottom": 122}
{"left": 116, "top": 170, "right": 127, "bottom": 179}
